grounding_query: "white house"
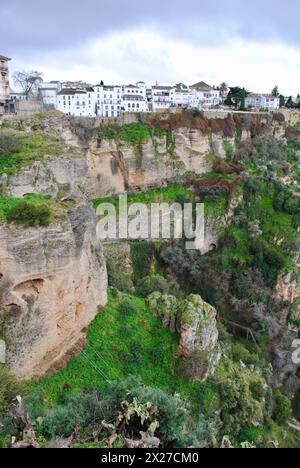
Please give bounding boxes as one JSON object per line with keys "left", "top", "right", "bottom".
{"left": 245, "top": 93, "right": 280, "bottom": 111}
{"left": 122, "top": 84, "right": 148, "bottom": 113}
{"left": 0, "top": 54, "right": 11, "bottom": 113}
{"left": 38, "top": 81, "right": 61, "bottom": 107}
{"left": 56, "top": 88, "right": 96, "bottom": 117}
{"left": 189, "top": 81, "right": 220, "bottom": 109}
{"left": 174, "top": 83, "right": 190, "bottom": 108}
{"left": 95, "top": 85, "right": 122, "bottom": 118}
{"left": 151, "top": 86, "right": 175, "bottom": 112}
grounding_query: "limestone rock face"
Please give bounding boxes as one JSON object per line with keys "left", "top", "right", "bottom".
{"left": 87, "top": 128, "right": 214, "bottom": 196}
{"left": 0, "top": 153, "right": 90, "bottom": 199}
{"left": 179, "top": 295, "right": 221, "bottom": 382}
{"left": 179, "top": 295, "right": 219, "bottom": 355}
{"left": 147, "top": 292, "right": 221, "bottom": 382}
{"left": 0, "top": 204, "right": 107, "bottom": 379}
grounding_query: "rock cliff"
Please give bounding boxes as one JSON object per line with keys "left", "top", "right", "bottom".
{"left": 0, "top": 203, "right": 107, "bottom": 379}
{"left": 0, "top": 116, "right": 238, "bottom": 199}
{"left": 147, "top": 292, "right": 221, "bottom": 382}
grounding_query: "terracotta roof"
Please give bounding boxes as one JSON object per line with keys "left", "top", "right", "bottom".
{"left": 190, "top": 81, "right": 213, "bottom": 91}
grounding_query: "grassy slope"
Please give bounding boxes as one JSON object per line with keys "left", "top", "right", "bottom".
{"left": 0, "top": 195, "right": 68, "bottom": 224}
{"left": 93, "top": 184, "right": 195, "bottom": 208}
{"left": 0, "top": 130, "right": 64, "bottom": 175}
{"left": 33, "top": 291, "right": 203, "bottom": 407}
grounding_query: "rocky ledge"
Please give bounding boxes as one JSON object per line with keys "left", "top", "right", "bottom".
{"left": 0, "top": 203, "right": 107, "bottom": 379}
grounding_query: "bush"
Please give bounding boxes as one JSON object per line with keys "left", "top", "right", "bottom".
{"left": 0, "top": 129, "right": 21, "bottom": 157}
{"left": 119, "top": 300, "right": 136, "bottom": 319}
{"left": 214, "top": 361, "right": 268, "bottom": 436}
{"left": 273, "top": 390, "right": 292, "bottom": 425}
{"left": 107, "top": 260, "right": 134, "bottom": 293}
{"left": 136, "top": 274, "right": 180, "bottom": 298}
{"left": 274, "top": 188, "right": 300, "bottom": 215}
{"left": 6, "top": 201, "right": 52, "bottom": 227}
{"left": 30, "top": 378, "right": 199, "bottom": 447}
{"left": 0, "top": 365, "right": 28, "bottom": 416}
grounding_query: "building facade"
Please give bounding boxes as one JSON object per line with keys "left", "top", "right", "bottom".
{"left": 245, "top": 93, "right": 280, "bottom": 111}
{"left": 56, "top": 88, "right": 96, "bottom": 117}
{"left": 189, "top": 81, "right": 220, "bottom": 109}
{"left": 96, "top": 85, "right": 122, "bottom": 118}
{"left": 122, "top": 84, "right": 148, "bottom": 113}
{"left": 38, "top": 81, "right": 62, "bottom": 108}
{"left": 151, "top": 86, "right": 175, "bottom": 112}
{"left": 0, "top": 55, "right": 11, "bottom": 113}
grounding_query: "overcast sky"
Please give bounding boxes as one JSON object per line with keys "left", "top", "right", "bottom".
{"left": 1, "top": 0, "right": 300, "bottom": 95}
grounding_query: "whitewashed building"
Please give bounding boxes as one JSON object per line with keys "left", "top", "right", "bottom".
{"left": 151, "top": 86, "right": 175, "bottom": 112}
{"left": 0, "top": 55, "right": 11, "bottom": 113}
{"left": 56, "top": 88, "right": 96, "bottom": 117}
{"left": 174, "top": 83, "right": 190, "bottom": 108}
{"left": 39, "top": 81, "right": 62, "bottom": 107}
{"left": 95, "top": 85, "right": 122, "bottom": 118}
{"left": 122, "top": 84, "right": 148, "bottom": 113}
{"left": 245, "top": 93, "right": 280, "bottom": 111}
{"left": 189, "top": 81, "right": 220, "bottom": 109}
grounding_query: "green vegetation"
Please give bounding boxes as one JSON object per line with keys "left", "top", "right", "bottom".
{"left": 1, "top": 119, "right": 299, "bottom": 448}
{"left": 0, "top": 129, "right": 22, "bottom": 157}
{"left": 0, "top": 365, "right": 28, "bottom": 415}
{"left": 93, "top": 184, "right": 195, "bottom": 211}
{"left": 0, "top": 196, "right": 67, "bottom": 225}
{"left": 0, "top": 128, "right": 64, "bottom": 175}
{"left": 32, "top": 291, "right": 196, "bottom": 403}
{"left": 6, "top": 201, "right": 52, "bottom": 227}
{"left": 98, "top": 123, "right": 151, "bottom": 146}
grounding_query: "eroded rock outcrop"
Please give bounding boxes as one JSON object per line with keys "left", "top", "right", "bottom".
{"left": 178, "top": 295, "right": 221, "bottom": 382}
{"left": 147, "top": 292, "right": 221, "bottom": 381}
{"left": 0, "top": 116, "right": 240, "bottom": 200}
{"left": 0, "top": 203, "right": 107, "bottom": 379}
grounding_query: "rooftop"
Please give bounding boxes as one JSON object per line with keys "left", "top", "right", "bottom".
{"left": 152, "top": 86, "right": 174, "bottom": 90}
{"left": 0, "top": 55, "right": 11, "bottom": 62}
{"left": 190, "top": 81, "right": 213, "bottom": 91}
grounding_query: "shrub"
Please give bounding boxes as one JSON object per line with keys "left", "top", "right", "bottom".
{"left": 274, "top": 188, "right": 300, "bottom": 215}
{"left": 136, "top": 274, "right": 180, "bottom": 297}
{"left": 6, "top": 201, "right": 52, "bottom": 227}
{"left": 0, "top": 365, "right": 28, "bottom": 416}
{"left": 0, "top": 129, "right": 21, "bottom": 157}
{"left": 215, "top": 361, "right": 268, "bottom": 436}
{"left": 107, "top": 260, "right": 134, "bottom": 293}
{"left": 273, "top": 390, "right": 292, "bottom": 425}
{"left": 119, "top": 300, "right": 136, "bottom": 319}
{"left": 33, "top": 378, "right": 196, "bottom": 447}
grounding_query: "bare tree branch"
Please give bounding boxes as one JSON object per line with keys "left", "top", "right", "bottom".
{"left": 13, "top": 70, "right": 43, "bottom": 97}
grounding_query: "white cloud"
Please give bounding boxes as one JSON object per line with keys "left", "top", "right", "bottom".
{"left": 10, "top": 28, "right": 300, "bottom": 95}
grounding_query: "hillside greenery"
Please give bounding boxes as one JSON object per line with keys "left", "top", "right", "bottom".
{"left": 1, "top": 118, "right": 300, "bottom": 448}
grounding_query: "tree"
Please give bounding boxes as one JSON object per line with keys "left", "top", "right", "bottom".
{"left": 279, "top": 95, "right": 285, "bottom": 108}
{"left": 286, "top": 96, "right": 295, "bottom": 109}
{"left": 13, "top": 70, "right": 43, "bottom": 97}
{"left": 225, "top": 87, "right": 249, "bottom": 110}
{"left": 219, "top": 82, "right": 228, "bottom": 91}
{"left": 272, "top": 85, "right": 279, "bottom": 97}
